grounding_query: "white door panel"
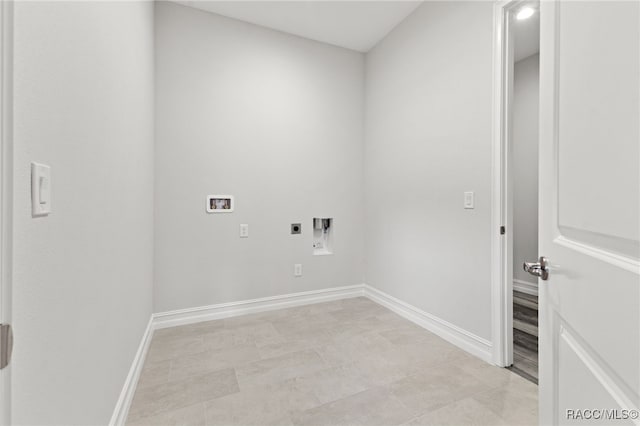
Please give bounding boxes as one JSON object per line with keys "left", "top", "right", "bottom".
{"left": 557, "top": 1, "right": 639, "bottom": 258}
{"left": 539, "top": 1, "right": 640, "bottom": 424}
{"left": 558, "top": 325, "right": 633, "bottom": 425}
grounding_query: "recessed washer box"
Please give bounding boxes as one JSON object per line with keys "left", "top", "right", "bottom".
{"left": 312, "top": 218, "right": 333, "bottom": 255}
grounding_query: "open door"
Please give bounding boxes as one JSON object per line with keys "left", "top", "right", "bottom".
{"left": 536, "top": 1, "right": 639, "bottom": 424}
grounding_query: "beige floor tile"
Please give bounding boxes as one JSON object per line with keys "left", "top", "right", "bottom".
{"left": 378, "top": 324, "right": 441, "bottom": 345}
{"left": 257, "top": 334, "right": 331, "bottom": 359}
{"left": 314, "top": 331, "right": 396, "bottom": 367}
{"left": 199, "top": 329, "right": 244, "bottom": 351}
{"left": 130, "top": 299, "right": 538, "bottom": 426}
{"left": 346, "top": 353, "right": 410, "bottom": 386}
{"left": 153, "top": 320, "right": 225, "bottom": 340}
{"left": 343, "top": 315, "right": 413, "bottom": 334}
{"left": 472, "top": 377, "right": 538, "bottom": 426}
{"left": 235, "top": 349, "right": 328, "bottom": 389}
{"left": 146, "top": 334, "right": 206, "bottom": 364}
{"left": 330, "top": 303, "right": 389, "bottom": 323}
{"left": 169, "top": 344, "right": 261, "bottom": 382}
{"left": 457, "top": 355, "right": 523, "bottom": 389}
{"left": 222, "top": 312, "right": 280, "bottom": 328}
{"left": 266, "top": 416, "right": 295, "bottom": 426}
{"left": 284, "top": 300, "right": 346, "bottom": 317}
{"left": 271, "top": 312, "right": 340, "bottom": 337}
{"left": 204, "top": 378, "right": 321, "bottom": 426}
{"left": 240, "top": 322, "right": 286, "bottom": 347}
{"left": 268, "top": 327, "right": 335, "bottom": 348}
{"left": 374, "top": 310, "right": 416, "bottom": 325}
{"left": 292, "top": 364, "right": 372, "bottom": 404}
{"left": 137, "top": 359, "right": 171, "bottom": 389}
{"left": 380, "top": 338, "right": 475, "bottom": 375}
{"left": 403, "top": 397, "right": 509, "bottom": 426}
{"left": 290, "top": 386, "right": 414, "bottom": 426}
{"left": 339, "top": 297, "right": 380, "bottom": 310}
{"left": 220, "top": 300, "right": 343, "bottom": 329}
{"left": 128, "top": 368, "right": 239, "bottom": 421}
{"left": 203, "top": 322, "right": 284, "bottom": 351}
{"left": 323, "top": 322, "right": 373, "bottom": 342}
{"left": 390, "top": 363, "right": 492, "bottom": 416}
{"left": 127, "top": 402, "right": 206, "bottom": 426}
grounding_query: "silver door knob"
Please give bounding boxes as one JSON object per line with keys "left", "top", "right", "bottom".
{"left": 523, "top": 256, "right": 549, "bottom": 281}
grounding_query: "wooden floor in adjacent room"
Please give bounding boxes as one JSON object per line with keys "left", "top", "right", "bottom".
{"left": 126, "top": 297, "right": 538, "bottom": 426}
{"left": 509, "top": 291, "right": 539, "bottom": 384}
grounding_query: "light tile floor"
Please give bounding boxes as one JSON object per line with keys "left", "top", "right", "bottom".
{"left": 127, "top": 297, "right": 538, "bottom": 426}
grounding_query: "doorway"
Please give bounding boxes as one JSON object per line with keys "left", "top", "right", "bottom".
{"left": 492, "top": 0, "right": 640, "bottom": 419}
{"left": 490, "top": 0, "right": 540, "bottom": 382}
{"left": 508, "top": 4, "right": 540, "bottom": 383}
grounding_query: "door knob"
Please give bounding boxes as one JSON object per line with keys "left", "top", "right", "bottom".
{"left": 523, "top": 256, "right": 549, "bottom": 281}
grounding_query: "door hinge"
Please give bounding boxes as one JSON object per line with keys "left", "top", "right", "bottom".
{"left": 0, "top": 323, "right": 13, "bottom": 370}
{"left": 500, "top": 226, "right": 506, "bottom": 235}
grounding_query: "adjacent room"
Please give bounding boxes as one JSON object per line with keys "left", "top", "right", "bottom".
{"left": 2, "top": 1, "right": 638, "bottom": 425}
{"left": 510, "top": 5, "right": 540, "bottom": 384}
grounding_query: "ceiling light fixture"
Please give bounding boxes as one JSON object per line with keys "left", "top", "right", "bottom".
{"left": 516, "top": 6, "right": 535, "bottom": 20}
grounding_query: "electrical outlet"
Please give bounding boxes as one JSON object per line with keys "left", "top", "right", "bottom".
{"left": 464, "top": 191, "right": 474, "bottom": 209}
{"left": 294, "top": 264, "right": 302, "bottom": 277}
{"left": 240, "top": 224, "right": 249, "bottom": 238}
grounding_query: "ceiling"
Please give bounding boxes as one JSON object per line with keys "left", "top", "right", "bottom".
{"left": 513, "top": 9, "right": 540, "bottom": 62}
{"left": 172, "top": 1, "right": 423, "bottom": 52}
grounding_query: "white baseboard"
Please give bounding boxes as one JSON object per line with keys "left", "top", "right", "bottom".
{"left": 111, "top": 282, "right": 496, "bottom": 424}
{"left": 109, "top": 316, "right": 154, "bottom": 426}
{"left": 363, "top": 284, "right": 493, "bottom": 363}
{"left": 152, "top": 284, "right": 365, "bottom": 330}
{"left": 513, "top": 279, "right": 538, "bottom": 296}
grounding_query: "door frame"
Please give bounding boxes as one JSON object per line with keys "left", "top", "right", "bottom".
{"left": 0, "top": 1, "right": 13, "bottom": 424}
{"left": 491, "top": 0, "right": 533, "bottom": 367}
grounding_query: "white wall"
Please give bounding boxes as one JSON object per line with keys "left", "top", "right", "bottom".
{"left": 154, "top": 2, "right": 364, "bottom": 312}
{"left": 512, "top": 54, "right": 539, "bottom": 287}
{"left": 364, "top": 1, "right": 494, "bottom": 341}
{"left": 12, "top": 2, "right": 155, "bottom": 424}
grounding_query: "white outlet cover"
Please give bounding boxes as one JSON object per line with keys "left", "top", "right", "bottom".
{"left": 464, "top": 191, "right": 474, "bottom": 209}
{"left": 294, "top": 264, "right": 302, "bottom": 277}
{"left": 240, "top": 224, "right": 249, "bottom": 238}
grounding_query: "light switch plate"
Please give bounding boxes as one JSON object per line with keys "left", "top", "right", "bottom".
{"left": 31, "top": 162, "right": 51, "bottom": 216}
{"left": 294, "top": 264, "right": 302, "bottom": 277}
{"left": 464, "top": 191, "right": 474, "bottom": 209}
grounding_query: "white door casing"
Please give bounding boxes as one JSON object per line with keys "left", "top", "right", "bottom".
{"left": 0, "top": 1, "right": 11, "bottom": 425}
{"left": 492, "top": 0, "right": 517, "bottom": 369}
{"left": 538, "top": 1, "right": 640, "bottom": 425}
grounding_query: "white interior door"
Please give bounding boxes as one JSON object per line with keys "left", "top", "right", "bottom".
{"left": 538, "top": 1, "right": 640, "bottom": 424}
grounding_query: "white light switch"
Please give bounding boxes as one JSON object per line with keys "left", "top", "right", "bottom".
{"left": 294, "top": 264, "right": 302, "bottom": 277}
{"left": 239, "top": 224, "right": 249, "bottom": 238}
{"left": 464, "top": 191, "right": 474, "bottom": 209}
{"left": 31, "top": 162, "right": 51, "bottom": 216}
